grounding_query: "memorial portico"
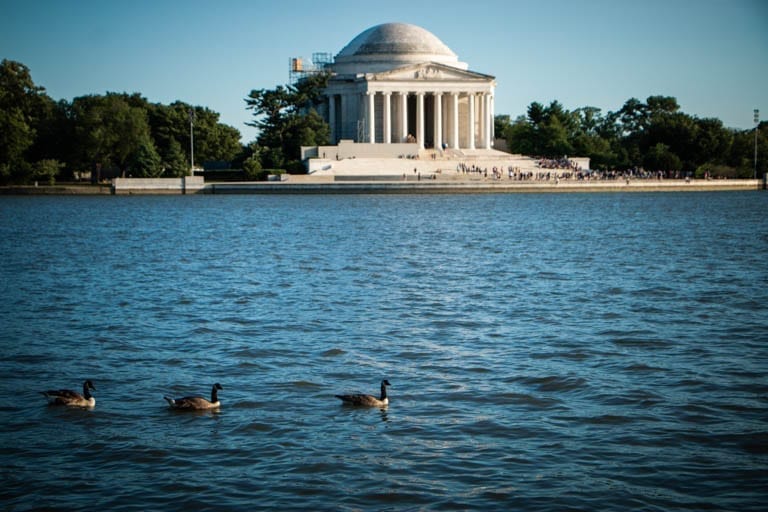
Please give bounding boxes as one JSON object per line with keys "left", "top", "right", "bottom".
{"left": 324, "top": 23, "right": 496, "bottom": 151}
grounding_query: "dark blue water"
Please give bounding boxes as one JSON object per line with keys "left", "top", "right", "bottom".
{"left": 1, "top": 192, "right": 767, "bottom": 511}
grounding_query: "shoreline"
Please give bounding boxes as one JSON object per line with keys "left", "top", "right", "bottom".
{"left": 0, "top": 178, "right": 763, "bottom": 195}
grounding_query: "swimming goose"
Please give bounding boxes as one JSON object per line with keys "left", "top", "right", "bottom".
{"left": 41, "top": 380, "right": 96, "bottom": 407}
{"left": 164, "top": 383, "right": 223, "bottom": 410}
{"left": 335, "top": 379, "right": 391, "bottom": 407}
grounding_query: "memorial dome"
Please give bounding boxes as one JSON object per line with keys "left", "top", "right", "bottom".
{"left": 333, "top": 22, "right": 468, "bottom": 74}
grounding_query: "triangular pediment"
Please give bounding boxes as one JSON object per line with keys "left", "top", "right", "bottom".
{"left": 368, "top": 62, "right": 494, "bottom": 82}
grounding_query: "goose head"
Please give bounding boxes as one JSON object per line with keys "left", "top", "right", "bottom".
{"left": 83, "top": 380, "right": 96, "bottom": 397}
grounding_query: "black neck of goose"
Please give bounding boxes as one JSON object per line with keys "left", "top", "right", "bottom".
{"left": 83, "top": 383, "right": 92, "bottom": 399}
{"left": 211, "top": 386, "right": 218, "bottom": 403}
{"left": 380, "top": 382, "right": 387, "bottom": 400}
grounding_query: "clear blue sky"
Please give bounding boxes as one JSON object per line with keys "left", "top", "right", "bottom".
{"left": 2, "top": 0, "right": 766, "bottom": 143}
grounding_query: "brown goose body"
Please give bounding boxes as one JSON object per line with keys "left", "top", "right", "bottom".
{"left": 164, "top": 383, "right": 222, "bottom": 410}
{"left": 335, "top": 379, "right": 391, "bottom": 407}
{"left": 41, "top": 380, "right": 96, "bottom": 407}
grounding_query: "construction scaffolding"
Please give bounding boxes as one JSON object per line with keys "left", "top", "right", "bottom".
{"left": 289, "top": 52, "right": 332, "bottom": 84}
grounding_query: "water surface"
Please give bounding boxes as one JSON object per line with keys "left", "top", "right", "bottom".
{"left": 1, "top": 192, "right": 766, "bottom": 510}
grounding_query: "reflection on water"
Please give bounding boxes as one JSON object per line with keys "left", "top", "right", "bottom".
{"left": 0, "top": 192, "right": 767, "bottom": 511}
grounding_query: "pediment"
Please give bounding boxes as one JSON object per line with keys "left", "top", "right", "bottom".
{"left": 368, "top": 62, "right": 494, "bottom": 82}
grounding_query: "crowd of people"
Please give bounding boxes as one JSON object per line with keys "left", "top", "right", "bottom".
{"left": 453, "top": 161, "right": 691, "bottom": 182}
{"left": 536, "top": 158, "right": 581, "bottom": 171}
{"left": 456, "top": 163, "right": 562, "bottom": 181}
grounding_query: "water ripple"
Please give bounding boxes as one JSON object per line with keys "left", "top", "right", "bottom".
{"left": 1, "top": 193, "right": 767, "bottom": 511}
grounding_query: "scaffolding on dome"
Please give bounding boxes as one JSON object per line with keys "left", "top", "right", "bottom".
{"left": 289, "top": 53, "right": 332, "bottom": 84}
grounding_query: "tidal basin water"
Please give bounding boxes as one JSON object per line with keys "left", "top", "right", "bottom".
{"left": 1, "top": 192, "right": 767, "bottom": 511}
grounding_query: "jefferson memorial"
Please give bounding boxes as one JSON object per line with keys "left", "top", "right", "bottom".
{"left": 325, "top": 22, "right": 495, "bottom": 150}
{"left": 303, "top": 22, "right": 589, "bottom": 177}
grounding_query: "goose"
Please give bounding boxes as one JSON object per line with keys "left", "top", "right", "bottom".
{"left": 335, "top": 379, "right": 391, "bottom": 407}
{"left": 41, "top": 380, "right": 96, "bottom": 407}
{"left": 164, "top": 383, "right": 222, "bottom": 410}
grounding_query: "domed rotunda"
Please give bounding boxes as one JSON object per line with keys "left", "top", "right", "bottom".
{"left": 324, "top": 22, "right": 496, "bottom": 150}
{"left": 332, "top": 22, "right": 467, "bottom": 75}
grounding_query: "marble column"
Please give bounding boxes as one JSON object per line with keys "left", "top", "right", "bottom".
{"left": 434, "top": 92, "right": 442, "bottom": 151}
{"left": 484, "top": 93, "right": 492, "bottom": 149}
{"left": 468, "top": 93, "right": 476, "bottom": 150}
{"left": 452, "top": 92, "right": 459, "bottom": 149}
{"left": 383, "top": 92, "right": 392, "bottom": 144}
{"left": 367, "top": 91, "right": 376, "bottom": 143}
{"left": 400, "top": 92, "right": 408, "bottom": 143}
{"left": 328, "top": 94, "right": 336, "bottom": 145}
{"left": 479, "top": 93, "right": 487, "bottom": 149}
{"left": 340, "top": 94, "right": 347, "bottom": 141}
{"left": 489, "top": 93, "right": 495, "bottom": 148}
{"left": 416, "top": 92, "right": 425, "bottom": 149}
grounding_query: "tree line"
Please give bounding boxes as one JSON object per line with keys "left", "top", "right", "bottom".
{"left": 1, "top": 59, "right": 242, "bottom": 185}
{"left": 496, "top": 97, "right": 765, "bottom": 178}
{"left": 2, "top": 57, "right": 764, "bottom": 185}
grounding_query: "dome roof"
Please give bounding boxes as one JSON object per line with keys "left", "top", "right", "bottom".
{"left": 333, "top": 23, "right": 467, "bottom": 74}
{"left": 338, "top": 23, "right": 456, "bottom": 58}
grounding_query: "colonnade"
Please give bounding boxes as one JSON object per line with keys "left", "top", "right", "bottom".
{"left": 327, "top": 89, "right": 494, "bottom": 150}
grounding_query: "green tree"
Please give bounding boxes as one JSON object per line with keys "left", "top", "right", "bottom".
{"left": 692, "top": 117, "right": 733, "bottom": 168}
{"left": 70, "top": 93, "right": 153, "bottom": 175}
{"left": 245, "top": 72, "right": 330, "bottom": 172}
{"left": 504, "top": 115, "right": 536, "bottom": 155}
{"left": 643, "top": 143, "right": 682, "bottom": 172}
{"left": 494, "top": 114, "right": 511, "bottom": 141}
{"left": 0, "top": 59, "right": 56, "bottom": 183}
{"left": 129, "top": 139, "right": 163, "bottom": 177}
{"left": 527, "top": 102, "right": 546, "bottom": 125}
{"left": 32, "top": 159, "right": 64, "bottom": 185}
{"left": 728, "top": 122, "right": 767, "bottom": 178}
{"left": 187, "top": 105, "right": 242, "bottom": 163}
{"left": 646, "top": 95, "right": 679, "bottom": 116}
{"left": 160, "top": 138, "right": 189, "bottom": 177}
{"left": 147, "top": 101, "right": 189, "bottom": 174}
{"left": 539, "top": 115, "right": 573, "bottom": 156}
{"left": 148, "top": 101, "right": 242, "bottom": 174}
{"left": 242, "top": 145, "right": 265, "bottom": 180}
{"left": 0, "top": 108, "right": 34, "bottom": 182}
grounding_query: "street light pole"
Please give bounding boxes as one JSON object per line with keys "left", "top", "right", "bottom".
{"left": 189, "top": 109, "right": 196, "bottom": 176}
{"left": 754, "top": 109, "right": 759, "bottom": 180}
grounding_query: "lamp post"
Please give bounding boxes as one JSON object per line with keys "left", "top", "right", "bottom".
{"left": 754, "top": 109, "right": 759, "bottom": 180}
{"left": 189, "top": 108, "right": 196, "bottom": 176}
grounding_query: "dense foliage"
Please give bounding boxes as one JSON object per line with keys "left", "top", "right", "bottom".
{"left": 497, "top": 97, "right": 766, "bottom": 178}
{"left": 244, "top": 72, "right": 330, "bottom": 173}
{"left": 2, "top": 57, "right": 764, "bottom": 184}
{"left": 0, "top": 59, "right": 243, "bottom": 184}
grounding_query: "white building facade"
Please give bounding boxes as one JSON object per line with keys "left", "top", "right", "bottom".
{"left": 324, "top": 23, "right": 496, "bottom": 151}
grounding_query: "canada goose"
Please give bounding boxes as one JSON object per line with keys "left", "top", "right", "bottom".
{"left": 164, "top": 383, "right": 222, "bottom": 410}
{"left": 335, "top": 379, "right": 391, "bottom": 407}
{"left": 41, "top": 380, "right": 96, "bottom": 407}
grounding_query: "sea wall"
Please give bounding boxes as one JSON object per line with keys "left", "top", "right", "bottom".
{"left": 112, "top": 176, "right": 205, "bottom": 194}
{"left": 2, "top": 178, "right": 762, "bottom": 195}
{"left": 0, "top": 184, "right": 113, "bottom": 195}
{"left": 207, "top": 178, "right": 762, "bottom": 194}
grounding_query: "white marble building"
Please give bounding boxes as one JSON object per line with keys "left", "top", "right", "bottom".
{"left": 324, "top": 23, "right": 496, "bottom": 151}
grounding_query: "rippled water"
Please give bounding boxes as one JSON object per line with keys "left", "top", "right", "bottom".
{"left": 1, "top": 192, "right": 767, "bottom": 511}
